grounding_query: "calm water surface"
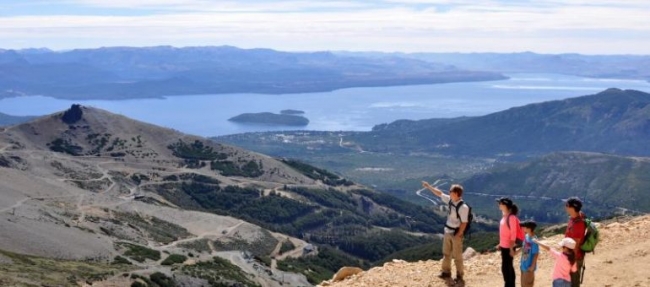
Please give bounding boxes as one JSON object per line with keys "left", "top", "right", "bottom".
{"left": 1, "top": 73, "right": 649, "bottom": 136}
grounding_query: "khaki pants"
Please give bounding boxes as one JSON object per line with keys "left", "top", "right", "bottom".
{"left": 521, "top": 270, "right": 535, "bottom": 287}
{"left": 441, "top": 232, "right": 464, "bottom": 276}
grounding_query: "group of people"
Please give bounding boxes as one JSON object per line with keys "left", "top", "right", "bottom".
{"left": 422, "top": 181, "right": 588, "bottom": 287}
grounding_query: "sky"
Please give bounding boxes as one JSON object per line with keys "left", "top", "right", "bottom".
{"left": 1, "top": 0, "right": 649, "bottom": 54}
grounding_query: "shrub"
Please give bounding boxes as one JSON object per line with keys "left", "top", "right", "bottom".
{"left": 161, "top": 254, "right": 187, "bottom": 266}
{"left": 111, "top": 256, "right": 132, "bottom": 265}
{"left": 116, "top": 242, "right": 161, "bottom": 263}
{"left": 48, "top": 138, "right": 83, "bottom": 155}
{"left": 150, "top": 272, "right": 176, "bottom": 287}
{"left": 279, "top": 240, "right": 296, "bottom": 255}
{"left": 167, "top": 140, "right": 228, "bottom": 161}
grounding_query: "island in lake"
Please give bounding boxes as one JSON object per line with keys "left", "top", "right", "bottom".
{"left": 228, "top": 112, "right": 309, "bottom": 126}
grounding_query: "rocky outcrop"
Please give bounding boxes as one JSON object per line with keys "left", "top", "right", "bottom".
{"left": 320, "top": 266, "right": 364, "bottom": 285}
{"left": 61, "top": 104, "right": 83, "bottom": 124}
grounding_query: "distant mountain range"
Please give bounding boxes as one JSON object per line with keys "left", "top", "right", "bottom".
{"left": 0, "top": 112, "right": 35, "bottom": 126}
{"left": 0, "top": 46, "right": 505, "bottom": 100}
{"left": 338, "top": 51, "right": 650, "bottom": 81}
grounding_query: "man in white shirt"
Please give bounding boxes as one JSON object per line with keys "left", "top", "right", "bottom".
{"left": 422, "top": 181, "right": 469, "bottom": 284}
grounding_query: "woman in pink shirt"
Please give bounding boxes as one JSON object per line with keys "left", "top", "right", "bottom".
{"left": 497, "top": 197, "right": 520, "bottom": 287}
{"left": 534, "top": 237, "right": 578, "bottom": 287}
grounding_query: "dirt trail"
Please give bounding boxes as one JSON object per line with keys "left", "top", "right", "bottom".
{"left": 0, "top": 197, "right": 30, "bottom": 213}
{"left": 224, "top": 221, "right": 246, "bottom": 235}
{"left": 74, "top": 160, "right": 131, "bottom": 223}
{"left": 0, "top": 144, "right": 10, "bottom": 152}
{"left": 270, "top": 240, "right": 284, "bottom": 269}
{"left": 158, "top": 232, "right": 220, "bottom": 249}
{"left": 77, "top": 194, "right": 87, "bottom": 223}
{"left": 276, "top": 238, "right": 308, "bottom": 261}
{"left": 156, "top": 220, "right": 246, "bottom": 250}
{"left": 319, "top": 215, "right": 650, "bottom": 287}
{"left": 271, "top": 240, "right": 283, "bottom": 257}
{"left": 0, "top": 194, "right": 80, "bottom": 213}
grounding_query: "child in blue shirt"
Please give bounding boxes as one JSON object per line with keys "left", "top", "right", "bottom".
{"left": 518, "top": 220, "right": 540, "bottom": 287}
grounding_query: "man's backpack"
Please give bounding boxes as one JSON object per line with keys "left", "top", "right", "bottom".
{"left": 506, "top": 214, "right": 526, "bottom": 248}
{"left": 581, "top": 217, "right": 600, "bottom": 253}
{"left": 448, "top": 200, "right": 474, "bottom": 237}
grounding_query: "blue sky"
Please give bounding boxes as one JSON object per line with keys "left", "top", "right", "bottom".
{"left": 1, "top": 0, "right": 649, "bottom": 54}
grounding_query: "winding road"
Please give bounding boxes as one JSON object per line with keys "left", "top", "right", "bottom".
{"left": 415, "top": 188, "right": 439, "bottom": 205}
{"left": 416, "top": 179, "right": 448, "bottom": 206}
{"left": 339, "top": 136, "right": 371, "bottom": 153}
{"left": 157, "top": 221, "right": 246, "bottom": 250}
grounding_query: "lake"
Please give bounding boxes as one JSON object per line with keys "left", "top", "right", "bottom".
{"left": 1, "top": 73, "right": 649, "bottom": 136}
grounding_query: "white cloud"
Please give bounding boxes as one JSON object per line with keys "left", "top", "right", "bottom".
{"left": 66, "top": 0, "right": 371, "bottom": 12}
{"left": 383, "top": 0, "right": 493, "bottom": 4}
{"left": 0, "top": 1, "right": 649, "bottom": 53}
{"left": 71, "top": 0, "right": 206, "bottom": 7}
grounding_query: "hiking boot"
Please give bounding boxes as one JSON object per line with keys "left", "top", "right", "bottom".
{"left": 454, "top": 275, "right": 465, "bottom": 286}
{"left": 437, "top": 272, "right": 451, "bottom": 279}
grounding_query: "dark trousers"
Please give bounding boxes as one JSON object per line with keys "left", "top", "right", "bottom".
{"left": 500, "top": 247, "right": 516, "bottom": 287}
{"left": 570, "top": 258, "right": 584, "bottom": 287}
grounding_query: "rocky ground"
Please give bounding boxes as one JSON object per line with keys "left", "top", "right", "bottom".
{"left": 319, "top": 215, "right": 650, "bottom": 287}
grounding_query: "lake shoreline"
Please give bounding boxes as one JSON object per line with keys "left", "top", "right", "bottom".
{"left": 1, "top": 73, "right": 649, "bottom": 137}
{"left": 0, "top": 75, "right": 509, "bottom": 101}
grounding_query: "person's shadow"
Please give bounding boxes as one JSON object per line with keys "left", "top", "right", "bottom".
{"left": 444, "top": 278, "right": 466, "bottom": 287}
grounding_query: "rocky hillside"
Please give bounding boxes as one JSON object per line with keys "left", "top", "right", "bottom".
{"left": 319, "top": 214, "right": 650, "bottom": 287}
{"left": 0, "top": 112, "right": 34, "bottom": 127}
{"left": 357, "top": 88, "right": 650, "bottom": 156}
{"left": 0, "top": 105, "right": 461, "bottom": 286}
{"left": 0, "top": 105, "right": 318, "bottom": 286}
{"left": 460, "top": 151, "right": 650, "bottom": 223}
{"left": 4, "top": 104, "right": 313, "bottom": 184}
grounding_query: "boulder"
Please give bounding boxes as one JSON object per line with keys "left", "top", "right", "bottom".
{"left": 332, "top": 266, "right": 364, "bottom": 282}
{"left": 463, "top": 247, "right": 478, "bottom": 260}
